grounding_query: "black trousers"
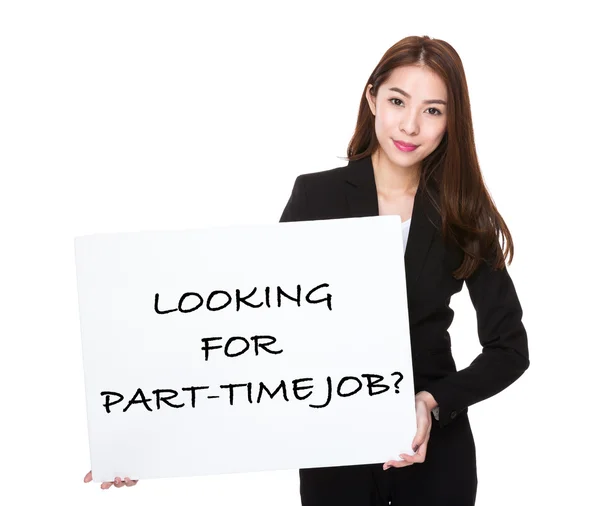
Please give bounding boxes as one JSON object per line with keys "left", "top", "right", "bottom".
{"left": 299, "top": 412, "right": 477, "bottom": 506}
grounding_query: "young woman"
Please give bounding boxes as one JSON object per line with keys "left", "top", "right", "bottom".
{"left": 278, "top": 35, "right": 530, "bottom": 506}
{"left": 83, "top": 34, "right": 529, "bottom": 504}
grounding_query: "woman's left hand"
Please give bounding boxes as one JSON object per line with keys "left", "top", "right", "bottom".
{"left": 383, "top": 391, "right": 436, "bottom": 469}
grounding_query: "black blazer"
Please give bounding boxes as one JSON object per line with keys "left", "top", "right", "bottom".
{"left": 279, "top": 155, "right": 530, "bottom": 428}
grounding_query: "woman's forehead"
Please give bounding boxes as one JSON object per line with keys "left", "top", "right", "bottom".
{"left": 382, "top": 65, "right": 447, "bottom": 100}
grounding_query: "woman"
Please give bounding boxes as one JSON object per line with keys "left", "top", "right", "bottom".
{"left": 278, "top": 35, "right": 530, "bottom": 505}
{"left": 83, "top": 35, "right": 529, "bottom": 503}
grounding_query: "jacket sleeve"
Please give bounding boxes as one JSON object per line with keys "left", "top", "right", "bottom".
{"left": 424, "top": 252, "right": 530, "bottom": 428}
{"left": 279, "top": 175, "right": 310, "bottom": 223}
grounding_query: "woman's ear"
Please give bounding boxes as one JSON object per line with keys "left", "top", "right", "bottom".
{"left": 365, "top": 84, "right": 376, "bottom": 116}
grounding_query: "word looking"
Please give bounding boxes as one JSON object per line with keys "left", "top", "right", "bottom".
{"left": 155, "top": 283, "right": 332, "bottom": 314}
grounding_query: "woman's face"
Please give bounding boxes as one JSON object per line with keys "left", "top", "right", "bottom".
{"left": 366, "top": 65, "right": 448, "bottom": 174}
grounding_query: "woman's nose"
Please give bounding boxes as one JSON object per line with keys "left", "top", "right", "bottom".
{"left": 399, "top": 111, "right": 419, "bottom": 135}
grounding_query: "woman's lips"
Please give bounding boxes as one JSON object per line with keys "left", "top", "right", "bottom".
{"left": 393, "top": 140, "right": 418, "bottom": 152}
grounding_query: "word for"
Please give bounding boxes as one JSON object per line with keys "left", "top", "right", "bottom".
{"left": 101, "top": 372, "right": 404, "bottom": 413}
{"left": 200, "top": 335, "right": 282, "bottom": 361}
{"left": 154, "top": 283, "right": 332, "bottom": 314}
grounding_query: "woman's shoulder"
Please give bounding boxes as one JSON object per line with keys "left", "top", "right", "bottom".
{"left": 280, "top": 163, "right": 351, "bottom": 222}
{"left": 295, "top": 162, "right": 350, "bottom": 187}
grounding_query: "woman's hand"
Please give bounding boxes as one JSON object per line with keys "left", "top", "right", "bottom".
{"left": 382, "top": 391, "right": 437, "bottom": 470}
{"left": 83, "top": 470, "right": 139, "bottom": 489}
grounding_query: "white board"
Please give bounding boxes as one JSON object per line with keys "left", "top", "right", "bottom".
{"left": 74, "top": 216, "right": 416, "bottom": 482}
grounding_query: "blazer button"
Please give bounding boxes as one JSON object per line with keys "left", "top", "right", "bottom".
{"left": 450, "top": 411, "right": 457, "bottom": 419}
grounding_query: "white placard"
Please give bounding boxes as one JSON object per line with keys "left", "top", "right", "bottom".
{"left": 74, "top": 216, "right": 416, "bottom": 482}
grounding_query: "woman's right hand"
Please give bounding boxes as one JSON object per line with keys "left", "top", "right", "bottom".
{"left": 83, "top": 470, "right": 139, "bottom": 489}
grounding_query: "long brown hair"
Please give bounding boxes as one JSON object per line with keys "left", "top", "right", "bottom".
{"left": 346, "top": 35, "right": 513, "bottom": 279}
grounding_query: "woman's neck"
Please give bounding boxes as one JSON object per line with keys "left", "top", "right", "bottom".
{"left": 371, "top": 149, "right": 420, "bottom": 195}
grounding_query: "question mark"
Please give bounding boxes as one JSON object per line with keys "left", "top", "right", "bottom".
{"left": 390, "top": 372, "right": 404, "bottom": 393}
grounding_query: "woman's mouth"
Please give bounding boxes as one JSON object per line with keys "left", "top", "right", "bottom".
{"left": 393, "top": 140, "right": 418, "bottom": 152}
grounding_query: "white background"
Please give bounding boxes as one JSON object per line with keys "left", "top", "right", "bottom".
{"left": 1, "top": 0, "right": 598, "bottom": 504}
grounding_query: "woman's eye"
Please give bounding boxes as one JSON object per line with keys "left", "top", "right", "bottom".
{"left": 389, "top": 99, "right": 442, "bottom": 116}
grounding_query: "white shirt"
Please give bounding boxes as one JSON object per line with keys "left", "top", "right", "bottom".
{"left": 402, "top": 218, "right": 412, "bottom": 253}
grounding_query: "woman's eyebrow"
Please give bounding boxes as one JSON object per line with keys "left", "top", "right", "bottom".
{"left": 388, "top": 87, "right": 447, "bottom": 105}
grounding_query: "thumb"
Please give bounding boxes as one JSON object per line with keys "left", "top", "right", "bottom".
{"left": 412, "top": 417, "right": 428, "bottom": 451}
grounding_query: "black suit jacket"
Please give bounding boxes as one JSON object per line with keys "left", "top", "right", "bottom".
{"left": 279, "top": 155, "right": 530, "bottom": 428}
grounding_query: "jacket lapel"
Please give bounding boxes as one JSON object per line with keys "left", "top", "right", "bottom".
{"left": 343, "top": 155, "right": 438, "bottom": 296}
